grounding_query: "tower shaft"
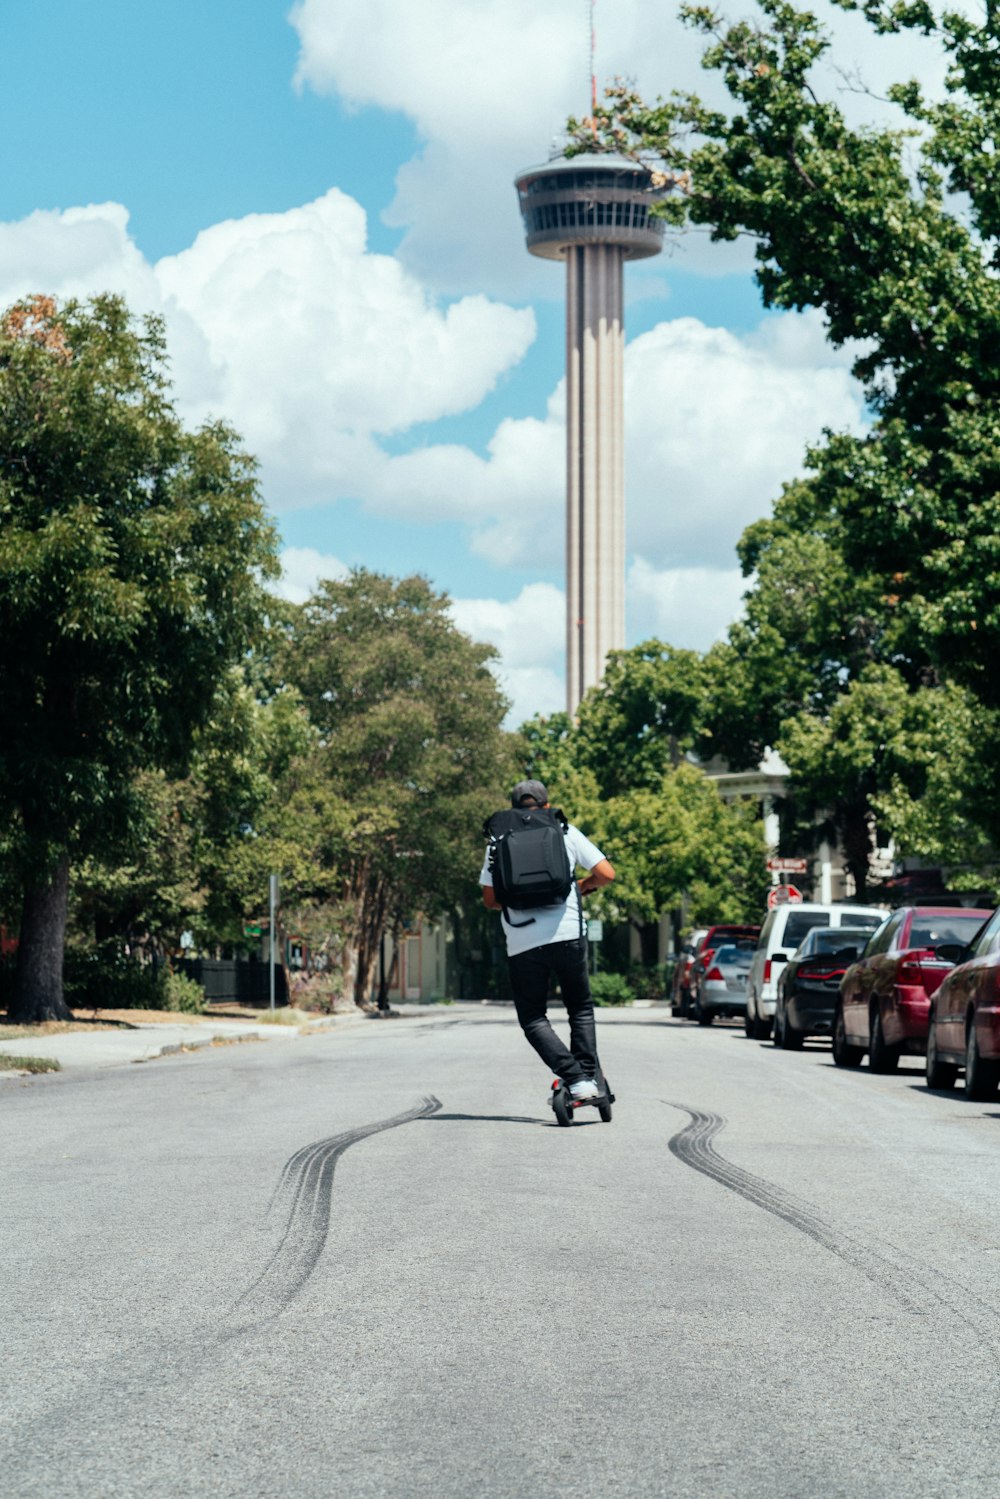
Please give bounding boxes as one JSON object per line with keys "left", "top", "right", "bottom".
{"left": 566, "top": 243, "right": 625, "bottom": 715}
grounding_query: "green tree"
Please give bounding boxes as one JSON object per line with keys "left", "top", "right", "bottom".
{"left": 571, "top": 1, "right": 1000, "bottom": 879}
{"left": 575, "top": 642, "right": 710, "bottom": 794}
{"left": 283, "top": 571, "right": 519, "bottom": 1006}
{"left": 573, "top": 0, "right": 1000, "bottom": 700}
{"left": 0, "top": 295, "right": 278, "bottom": 1021}
{"left": 593, "top": 765, "right": 767, "bottom": 958}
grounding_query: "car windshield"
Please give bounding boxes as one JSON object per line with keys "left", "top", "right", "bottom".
{"left": 801, "top": 928, "right": 858, "bottom": 954}
{"left": 909, "top": 914, "right": 985, "bottom": 948}
{"left": 714, "top": 945, "right": 752, "bottom": 966}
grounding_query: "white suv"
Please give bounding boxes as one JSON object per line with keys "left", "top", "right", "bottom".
{"left": 745, "top": 902, "right": 885, "bottom": 1040}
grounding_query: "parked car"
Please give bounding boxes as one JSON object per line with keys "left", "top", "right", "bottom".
{"left": 746, "top": 903, "right": 885, "bottom": 1040}
{"left": 684, "top": 923, "right": 760, "bottom": 1022}
{"left": 926, "top": 906, "right": 1000, "bottom": 1099}
{"left": 772, "top": 927, "right": 872, "bottom": 1049}
{"left": 692, "top": 940, "right": 755, "bottom": 1025}
{"left": 671, "top": 929, "right": 708, "bottom": 1018}
{"left": 835, "top": 905, "right": 990, "bottom": 1071}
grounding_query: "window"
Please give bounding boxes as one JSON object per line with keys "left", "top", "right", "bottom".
{"left": 782, "top": 911, "right": 834, "bottom": 948}
{"left": 973, "top": 911, "right": 1000, "bottom": 956}
{"left": 910, "top": 914, "right": 987, "bottom": 949}
{"left": 862, "top": 914, "right": 897, "bottom": 957}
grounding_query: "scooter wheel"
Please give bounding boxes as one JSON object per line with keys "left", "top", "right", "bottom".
{"left": 553, "top": 1087, "right": 573, "bottom": 1127}
{"left": 598, "top": 1094, "right": 613, "bottom": 1123}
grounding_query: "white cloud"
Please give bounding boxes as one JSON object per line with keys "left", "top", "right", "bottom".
{"left": 451, "top": 563, "right": 750, "bottom": 724}
{"left": 290, "top": 0, "right": 961, "bottom": 296}
{"left": 450, "top": 583, "right": 565, "bottom": 725}
{"left": 273, "top": 546, "right": 350, "bottom": 605}
{"left": 624, "top": 314, "right": 867, "bottom": 566}
{"left": 363, "top": 307, "right": 867, "bottom": 572}
{"left": 0, "top": 193, "right": 535, "bottom": 512}
{"left": 627, "top": 559, "right": 746, "bottom": 649}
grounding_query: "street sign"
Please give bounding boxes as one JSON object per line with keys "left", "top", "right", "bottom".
{"left": 244, "top": 924, "right": 262, "bottom": 938}
{"left": 766, "top": 857, "right": 809, "bottom": 874}
{"left": 767, "top": 884, "right": 804, "bottom": 910}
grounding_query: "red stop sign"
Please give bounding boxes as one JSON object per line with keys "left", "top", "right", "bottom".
{"left": 767, "top": 883, "right": 803, "bottom": 909}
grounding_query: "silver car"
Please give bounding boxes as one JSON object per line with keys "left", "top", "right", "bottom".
{"left": 693, "top": 942, "right": 754, "bottom": 1025}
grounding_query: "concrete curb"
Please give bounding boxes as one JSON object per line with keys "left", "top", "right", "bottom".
{"left": 0, "top": 1002, "right": 473, "bottom": 1074}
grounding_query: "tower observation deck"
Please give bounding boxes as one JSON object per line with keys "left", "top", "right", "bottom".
{"left": 515, "top": 153, "right": 666, "bottom": 715}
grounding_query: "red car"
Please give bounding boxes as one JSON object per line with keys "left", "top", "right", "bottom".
{"left": 835, "top": 905, "right": 990, "bottom": 1072}
{"left": 927, "top": 907, "right": 1000, "bottom": 1099}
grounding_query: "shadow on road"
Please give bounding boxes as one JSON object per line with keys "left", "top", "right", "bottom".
{"left": 422, "top": 1111, "right": 550, "bottom": 1127}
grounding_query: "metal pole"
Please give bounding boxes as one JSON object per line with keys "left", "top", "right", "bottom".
{"left": 268, "top": 873, "right": 279, "bottom": 1012}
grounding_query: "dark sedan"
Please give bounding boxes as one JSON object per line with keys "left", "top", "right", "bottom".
{"left": 772, "top": 927, "right": 871, "bottom": 1049}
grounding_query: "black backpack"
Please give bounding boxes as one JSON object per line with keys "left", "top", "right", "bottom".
{"left": 482, "top": 807, "right": 575, "bottom": 928}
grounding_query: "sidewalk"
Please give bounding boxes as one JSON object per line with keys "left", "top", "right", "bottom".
{"left": 0, "top": 1002, "right": 468, "bottom": 1074}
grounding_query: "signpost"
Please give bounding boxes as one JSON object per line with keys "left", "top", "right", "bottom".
{"left": 767, "top": 857, "right": 809, "bottom": 874}
{"left": 268, "top": 873, "right": 279, "bottom": 1013}
{"left": 767, "top": 883, "right": 803, "bottom": 910}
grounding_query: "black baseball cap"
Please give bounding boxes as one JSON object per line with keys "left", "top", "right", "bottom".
{"left": 510, "top": 779, "right": 548, "bottom": 807}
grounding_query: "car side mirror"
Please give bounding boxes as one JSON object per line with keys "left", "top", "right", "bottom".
{"left": 934, "top": 942, "right": 967, "bottom": 965}
{"left": 771, "top": 952, "right": 788, "bottom": 964}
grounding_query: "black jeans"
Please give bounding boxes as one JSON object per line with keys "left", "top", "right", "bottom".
{"left": 507, "top": 937, "right": 598, "bottom": 1084}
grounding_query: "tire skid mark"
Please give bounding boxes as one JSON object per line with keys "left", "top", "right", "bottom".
{"left": 664, "top": 1100, "right": 1000, "bottom": 1479}
{"left": 231, "top": 1095, "right": 441, "bottom": 1326}
{"left": 665, "top": 1103, "right": 926, "bottom": 1312}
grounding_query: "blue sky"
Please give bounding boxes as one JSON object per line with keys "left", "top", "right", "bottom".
{"left": 2, "top": 0, "right": 928, "bottom": 720}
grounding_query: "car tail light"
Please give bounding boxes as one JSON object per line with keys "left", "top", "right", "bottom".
{"left": 705, "top": 966, "right": 723, "bottom": 982}
{"left": 763, "top": 959, "right": 771, "bottom": 982}
{"left": 701, "top": 948, "right": 715, "bottom": 968}
{"left": 797, "top": 964, "right": 844, "bottom": 982}
{"left": 898, "top": 948, "right": 938, "bottom": 986}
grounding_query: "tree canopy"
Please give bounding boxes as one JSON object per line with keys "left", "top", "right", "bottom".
{"left": 566, "top": 0, "right": 1000, "bottom": 894}
{"left": 0, "top": 294, "right": 278, "bottom": 1020}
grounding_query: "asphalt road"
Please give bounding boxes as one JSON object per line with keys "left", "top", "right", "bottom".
{"left": 4, "top": 1003, "right": 1000, "bottom": 1499}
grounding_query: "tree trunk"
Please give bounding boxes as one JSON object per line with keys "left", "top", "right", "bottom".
{"left": 840, "top": 802, "right": 873, "bottom": 903}
{"left": 9, "top": 855, "right": 73, "bottom": 1022}
{"left": 639, "top": 921, "right": 659, "bottom": 967}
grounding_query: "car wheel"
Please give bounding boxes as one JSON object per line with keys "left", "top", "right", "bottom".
{"left": 832, "top": 1006, "right": 864, "bottom": 1068}
{"left": 869, "top": 1010, "right": 900, "bottom": 1074}
{"left": 744, "top": 994, "right": 756, "bottom": 1038}
{"left": 772, "top": 1006, "right": 784, "bottom": 1047}
{"left": 926, "top": 1016, "right": 957, "bottom": 1091}
{"left": 780, "top": 1012, "right": 805, "bottom": 1051}
{"left": 965, "top": 1020, "right": 1000, "bottom": 1102}
{"left": 752, "top": 1012, "right": 772, "bottom": 1041}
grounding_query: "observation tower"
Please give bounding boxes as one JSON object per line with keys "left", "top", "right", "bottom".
{"left": 515, "top": 153, "right": 666, "bottom": 714}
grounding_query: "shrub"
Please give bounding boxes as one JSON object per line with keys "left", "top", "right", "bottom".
{"left": 590, "top": 971, "right": 634, "bottom": 1007}
{"left": 164, "top": 971, "right": 205, "bottom": 1014}
{"left": 625, "top": 963, "right": 668, "bottom": 1002}
{"left": 64, "top": 945, "right": 165, "bottom": 1010}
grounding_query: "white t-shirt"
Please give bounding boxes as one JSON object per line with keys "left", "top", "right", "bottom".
{"left": 479, "top": 822, "right": 606, "bottom": 957}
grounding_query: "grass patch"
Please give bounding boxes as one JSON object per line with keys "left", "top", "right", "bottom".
{"left": 254, "top": 1007, "right": 313, "bottom": 1026}
{"left": 0, "top": 1053, "right": 61, "bottom": 1074}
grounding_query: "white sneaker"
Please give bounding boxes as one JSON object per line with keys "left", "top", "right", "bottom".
{"left": 569, "top": 1077, "right": 599, "bottom": 1101}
